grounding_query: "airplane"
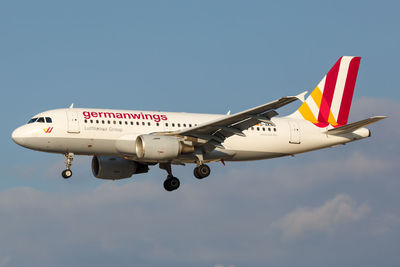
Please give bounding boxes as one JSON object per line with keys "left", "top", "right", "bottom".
{"left": 12, "top": 56, "right": 386, "bottom": 191}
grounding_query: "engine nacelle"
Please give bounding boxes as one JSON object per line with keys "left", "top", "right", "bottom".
{"left": 136, "top": 135, "right": 194, "bottom": 160}
{"left": 91, "top": 156, "right": 148, "bottom": 180}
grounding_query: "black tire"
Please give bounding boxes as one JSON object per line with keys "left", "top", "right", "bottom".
{"left": 62, "top": 169, "right": 72, "bottom": 179}
{"left": 193, "top": 167, "right": 202, "bottom": 179}
{"left": 163, "top": 177, "right": 180, "bottom": 191}
{"left": 198, "top": 164, "right": 211, "bottom": 178}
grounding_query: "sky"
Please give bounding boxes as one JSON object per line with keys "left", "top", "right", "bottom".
{"left": 1, "top": 0, "right": 400, "bottom": 266}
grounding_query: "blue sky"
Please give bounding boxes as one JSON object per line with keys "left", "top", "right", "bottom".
{"left": 1, "top": 1, "right": 399, "bottom": 267}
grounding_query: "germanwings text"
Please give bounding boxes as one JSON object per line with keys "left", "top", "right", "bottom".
{"left": 83, "top": 111, "right": 168, "bottom": 122}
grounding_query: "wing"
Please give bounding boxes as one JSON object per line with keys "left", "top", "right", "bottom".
{"left": 326, "top": 116, "right": 387, "bottom": 135}
{"left": 160, "top": 92, "right": 307, "bottom": 149}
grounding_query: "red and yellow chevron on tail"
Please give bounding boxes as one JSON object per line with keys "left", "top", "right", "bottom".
{"left": 295, "top": 56, "right": 361, "bottom": 128}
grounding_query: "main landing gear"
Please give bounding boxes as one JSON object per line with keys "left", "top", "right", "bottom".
{"left": 159, "top": 163, "right": 180, "bottom": 192}
{"left": 62, "top": 152, "right": 74, "bottom": 179}
{"left": 159, "top": 163, "right": 212, "bottom": 192}
{"left": 193, "top": 164, "right": 211, "bottom": 179}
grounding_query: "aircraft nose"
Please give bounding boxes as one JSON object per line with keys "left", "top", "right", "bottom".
{"left": 12, "top": 127, "right": 26, "bottom": 146}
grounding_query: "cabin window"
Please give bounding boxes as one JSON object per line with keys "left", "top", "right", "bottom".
{"left": 262, "top": 127, "right": 265, "bottom": 131}
{"left": 189, "top": 124, "right": 192, "bottom": 127}
{"left": 108, "top": 120, "right": 111, "bottom": 124}
{"left": 142, "top": 122, "right": 145, "bottom": 126}
{"left": 183, "top": 123, "right": 186, "bottom": 127}
{"left": 96, "top": 120, "right": 99, "bottom": 124}
{"left": 125, "top": 121, "right": 128, "bottom": 125}
{"left": 102, "top": 120, "right": 105, "bottom": 124}
{"left": 90, "top": 119, "right": 93, "bottom": 123}
{"left": 178, "top": 123, "right": 181, "bottom": 127}
{"left": 131, "top": 121, "right": 134, "bottom": 125}
{"left": 156, "top": 122, "right": 159, "bottom": 126}
{"left": 148, "top": 122, "right": 151, "bottom": 126}
{"left": 165, "top": 123, "right": 169, "bottom": 127}
{"left": 172, "top": 123, "right": 175, "bottom": 127}
{"left": 84, "top": 119, "right": 87, "bottom": 123}
{"left": 274, "top": 128, "right": 276, "bottom": 132}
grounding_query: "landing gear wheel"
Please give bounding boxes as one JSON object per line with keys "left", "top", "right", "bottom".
{"left": 62, "top": 169, "right": 72, "bottom": 179}
{"left": 194, "top": 164, "right": 211, "bottom": 179}
{"left": 194, "top": 167, "right": 201, "bottom": 179}
{"left": 62, "top": 153, "right": 74, "bottom": 179}
{"left": 163, "top": 176, "right": 180, "bottom": 191}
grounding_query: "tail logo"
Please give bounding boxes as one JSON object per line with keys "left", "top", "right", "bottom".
{"left": 297, "top": 56, "right": 361, "bottom": 128}
{"left": 43, "top": 127, "right": 54, "bottom": 133}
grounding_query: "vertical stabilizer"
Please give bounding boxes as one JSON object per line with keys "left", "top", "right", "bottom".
{"left": 293, "top": 56, "right": 361, "bottom": 128}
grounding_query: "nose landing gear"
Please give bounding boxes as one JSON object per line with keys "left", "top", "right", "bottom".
{"left": 62, "top": 153, "right": 74, "bottom": 179}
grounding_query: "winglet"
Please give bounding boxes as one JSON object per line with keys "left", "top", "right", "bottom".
{"left": 69, "top": 103, "right": 74, "bottom": 109}
{"left": 295, "top": 91, "right": 308, "bottom": 103}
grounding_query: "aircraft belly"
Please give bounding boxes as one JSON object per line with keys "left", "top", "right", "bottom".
{"left": 229, "top": 151, "right": 289, "bottom": 161}
{"left": 222, "top": 133, "right": 291, "bottom": 160}
{"left": 22, "top": 136, "right": 118, "bottom": 155}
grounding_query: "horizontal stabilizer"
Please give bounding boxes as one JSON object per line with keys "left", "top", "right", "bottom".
{"left": 326, "top": 116, "right": 387, "bottom": 135}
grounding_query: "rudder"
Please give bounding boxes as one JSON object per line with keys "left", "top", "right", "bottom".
{"left": 295, "top": 56, "right": 361, "bottom": 128}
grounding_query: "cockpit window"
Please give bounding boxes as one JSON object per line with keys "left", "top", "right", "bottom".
{"left": 27, "top": 117, "right": 52, "bottom": 124}
{"left": 28, "top": 118, "right": 38, "bottom": 124}
{"left": 37, "top": 117, "right": 45, "bottom": 123}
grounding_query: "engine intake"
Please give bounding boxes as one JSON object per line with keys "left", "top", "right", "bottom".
{"left": 136, "top": 135, "right": 194, "bottom": 160}
{"left": 91, "top": 156, "right": 148, "bottom": 180}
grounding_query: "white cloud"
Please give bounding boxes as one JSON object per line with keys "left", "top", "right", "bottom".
{"left": 271, "top": 194, "right": 370, "bottom": 240}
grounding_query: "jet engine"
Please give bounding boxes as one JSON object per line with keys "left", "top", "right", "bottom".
{"left": 136, "top": 135, "right": 194, "bottom": 160}
{"left": 91, "top": 156, "right": 149, "bottom": 180}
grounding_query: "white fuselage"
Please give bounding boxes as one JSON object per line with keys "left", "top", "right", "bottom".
{"left": 12, "top": 108, "right": 370, "bottom": 164}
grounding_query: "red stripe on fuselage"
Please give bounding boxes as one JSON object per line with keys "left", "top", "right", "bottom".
{"left": 337, "top": 57, "right": 361, "bottom": 126}
{"left": 317, "top": 57, "right": 342, "bottom": 124}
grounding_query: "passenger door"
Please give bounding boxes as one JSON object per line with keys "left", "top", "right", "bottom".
{"left": 66, "top": 110, "right": 80, "bottom": 133}
{"left": 288, "top": 121, "right": 300, "bottom": 144}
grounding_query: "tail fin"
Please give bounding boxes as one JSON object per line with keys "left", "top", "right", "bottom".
{"left": 294, "top": 56, "right": 361, "bottom": 128}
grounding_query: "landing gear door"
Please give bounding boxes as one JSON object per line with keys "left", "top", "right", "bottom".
{"left": 66, "top": 110, "right": 80, "bottom": 133}
{"left": 289, "top": 121, "right": 300, "bottom": 144}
